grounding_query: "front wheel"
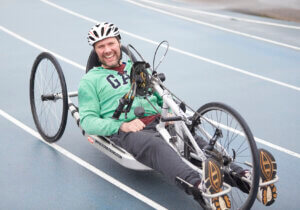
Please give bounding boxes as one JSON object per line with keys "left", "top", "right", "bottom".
{"left": 29, "top": 52, "right": 68, "bottom": 143}
{"left": 188, "top": 102, "right": 260, "bottom": 210}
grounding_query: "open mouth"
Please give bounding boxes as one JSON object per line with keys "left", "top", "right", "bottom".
{"left": 101, "top": 53, "right": 119, "bottom": 67}
{"left": 104, "top": 53, "right": 116, "bottom": 63}
{"left": 105, "top": 54, "right": 114, "bottom": 59}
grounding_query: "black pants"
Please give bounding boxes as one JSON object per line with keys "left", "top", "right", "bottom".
{"left": 111, "top": 119, "right": 201, "bottom": 186}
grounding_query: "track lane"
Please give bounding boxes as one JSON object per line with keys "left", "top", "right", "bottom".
{"left": 1, "top": 0, "right": 300, "bottom": 209}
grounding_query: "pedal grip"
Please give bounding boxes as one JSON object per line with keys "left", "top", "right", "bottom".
{"left": 112, "top": 98, "right": 127, "bottom": 119}
{"left": 161, "top": 116, "right": 182, "bottom": 122}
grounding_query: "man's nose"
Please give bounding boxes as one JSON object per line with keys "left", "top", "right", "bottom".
{"left": 103, "top": 45, "right": 112, "bottom": 53}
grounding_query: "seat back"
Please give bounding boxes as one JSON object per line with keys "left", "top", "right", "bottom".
{"left": 86, "top": 45, "right": 137, "bottom": 73}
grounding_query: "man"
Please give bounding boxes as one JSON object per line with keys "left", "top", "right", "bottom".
{"left": 79, "top": 22, "right": 277, "bottom": 209}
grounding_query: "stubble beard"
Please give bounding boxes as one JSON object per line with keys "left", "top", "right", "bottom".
{"left": 100, "top": 51, "right": 122, "bottom": 69}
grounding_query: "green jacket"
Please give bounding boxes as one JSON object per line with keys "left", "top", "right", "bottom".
{"left": 78, "top": 60, "right": 162, "bottom": 136}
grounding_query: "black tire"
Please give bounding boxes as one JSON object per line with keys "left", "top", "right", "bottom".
{"left": 86, "top": 45, "right": 137, "bottom": 73}
{"left": 187, "top": 102, "right": 259, "bottom": 210}
{"left": 30, "top": 52, "right": 68, "bottom": 143}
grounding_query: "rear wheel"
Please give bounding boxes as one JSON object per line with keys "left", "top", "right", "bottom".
{"left": 29, "top": 52, "right": 68, "bottom": 142}
{"left": 187, "top": 102, "right": 259, "bottom": 209}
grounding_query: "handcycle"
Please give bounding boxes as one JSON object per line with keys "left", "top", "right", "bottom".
{"left": 29, "top": 41, "right": 278, "bottom": 209}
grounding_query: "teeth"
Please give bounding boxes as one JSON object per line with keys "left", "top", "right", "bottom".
{"left": 105, "top": 54, "right": 114, "bottom": 59}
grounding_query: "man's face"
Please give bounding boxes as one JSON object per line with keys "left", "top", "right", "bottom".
{"left": 94, "top": 37, "right": 121, "bottom": 69}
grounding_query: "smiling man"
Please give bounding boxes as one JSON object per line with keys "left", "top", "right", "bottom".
{"left": 78, "top": 22, "right": 232, "bottom": 210}
{"left": 94, "top": 36, "right": 121, "bottom": 68}
{"left": 77, "top": 22, "right": 277, "bottom": 210}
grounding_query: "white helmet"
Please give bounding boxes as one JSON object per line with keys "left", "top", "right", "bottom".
{"left": 87, "top": 22, "right": 121, "bottom": 46}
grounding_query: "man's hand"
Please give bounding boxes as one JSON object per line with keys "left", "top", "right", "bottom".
{"left": 120, "top": 119, "right": 145, "bottom": 132}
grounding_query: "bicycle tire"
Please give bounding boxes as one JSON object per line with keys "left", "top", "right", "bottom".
{"left": 186, "top": 102, "right": 259, "bottom": 210}
{"left": 29, "top": 52, "right": 68, "bottom": 143}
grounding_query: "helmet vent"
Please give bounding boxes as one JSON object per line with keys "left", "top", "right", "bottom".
{"left": 101, "top": 27, "right": 104, "bottom": 36}
{"left": 106, "top": 28, "right": 112, "bottom": 36}
{"left": 93, "top": 30, "right": 99, "bottom": 38}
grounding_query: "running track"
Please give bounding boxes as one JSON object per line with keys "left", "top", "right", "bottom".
{"left": 1, "top": 0, "right": 300, "bottom": 209}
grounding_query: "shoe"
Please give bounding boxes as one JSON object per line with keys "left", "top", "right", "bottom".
{"left": 200, "top": 158, "right": 231, "bottom": 210}
{"left": 257, "top": 149, "right": 277, "bottom": 206}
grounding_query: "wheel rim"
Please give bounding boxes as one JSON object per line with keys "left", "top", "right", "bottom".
{"left": 30, "top": 53, "right": 67, "bottom": 142}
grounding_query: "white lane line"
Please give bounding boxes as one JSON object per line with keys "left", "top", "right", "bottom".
{"left": 167, "top": 46, "right": 300, "bottom": 92}
{"left": 39, "top": 0, "right": 157, "bottom": 46}
{"left": 0, "top": 26, "right": 85, "bottom": 71}
{"left": 255, "top": 137, "right": 300, "bottom": 159}
{"left": 35, "top": 3, "right": 300, "bottom": 92}
{"left": 0, "top": 109, "right": 168, "bottom": 210}
{"left": 37, "top": 0, "right": 300, "bottom": 92}
{"left": 135, "top": 0, "right": 300, "bottom": 30}
{"left": 0, "top": 26, "right": 299, "bottom": 159}
{"left": 124, "top": 0, "right": 300, "bottom": 51}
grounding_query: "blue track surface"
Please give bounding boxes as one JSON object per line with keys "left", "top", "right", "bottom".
{"left": 1, "top": 0, "right": 300, "bottom": 209}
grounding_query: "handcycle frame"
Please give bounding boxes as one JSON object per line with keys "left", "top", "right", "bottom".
{"left": 30, "top": 44, "right": 278, "bottom": 209}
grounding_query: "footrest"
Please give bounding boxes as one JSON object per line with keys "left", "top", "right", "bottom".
{"left": 202, "top": 183, "right": 232, "bottom": 199}
{"left": 175, "top": 177, "right": 206, "bottom": 206}
{"left": 259, "top": 175, "right": 279, "bottom": 187}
